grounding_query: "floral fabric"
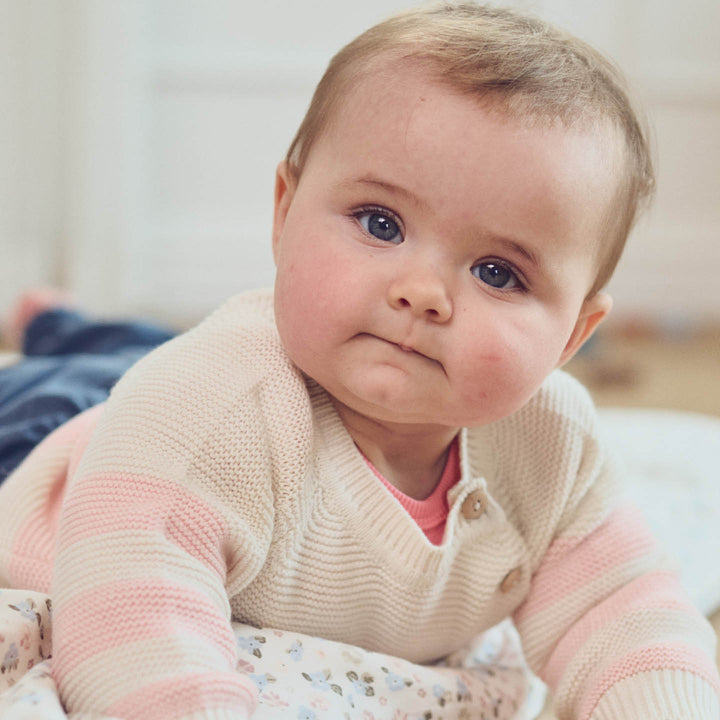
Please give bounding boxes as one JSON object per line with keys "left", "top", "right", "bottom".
{"left": 0, "top": 588, "right": 544, "bottom": 719}
{"left": 0, "top": 590, "right": 52, "bottom": 689}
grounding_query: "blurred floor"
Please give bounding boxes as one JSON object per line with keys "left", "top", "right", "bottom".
{"left": 566, "top": 324, "right": 720, "bottom": 417}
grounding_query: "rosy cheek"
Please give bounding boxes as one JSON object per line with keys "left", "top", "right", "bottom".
{"left": 277, "top": 265, "right": 337, "bottom": 355}
{"left": 457, "top": 322, "right": 551, "bottom": 401}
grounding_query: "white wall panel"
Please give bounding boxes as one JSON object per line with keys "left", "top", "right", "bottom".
{"left": 0, "top": 0, "right": 63, "bottom": 311}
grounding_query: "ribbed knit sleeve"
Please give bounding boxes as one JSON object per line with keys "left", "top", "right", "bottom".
{"left": 506, "top": 374, "right": 720, "bottom": 719}
{"left": 0, "top": 404, "right": 103, "bottom": 592}
{"left": 47, "top": 290, "right": 304, "bottom": 719}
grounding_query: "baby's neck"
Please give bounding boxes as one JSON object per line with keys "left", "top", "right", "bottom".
{"left": 333, "top": 402, "right": 459, "bottom": 500}
{"left": 363, "top": 442, "right": 452, "bottom": 500}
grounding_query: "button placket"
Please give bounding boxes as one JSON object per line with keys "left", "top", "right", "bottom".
{"left": 499, "top": 567, "right": 522, "bottom": 593}
{"left": 450, "top": 478, "right": 528, "bottom": 601}
{"left": 460, "top": 489, "right": 488, "bottom": 519}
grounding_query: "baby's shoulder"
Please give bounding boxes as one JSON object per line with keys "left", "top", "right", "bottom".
{"left": 533, "top": 366, "right": 594, "bottom": 403}
{"left": 466, "top": 370, "right": 598, "bottom": 448}
{"left": 114, "top": 288, "right": 295, "bottom": 404}
{"left": 465, "top": 370, "right": 604, "bottom": 498}
{"left": 518, "top": 368, "right": 598, "bottom": 436}
{"left": 98, "top": 288, "right": 310, "bottom": 461}
{"left": 74, "top": 289, "right": 315, "bottom": 512}
{"left": 464, "top": 371, "right": 612, "bottom": 554}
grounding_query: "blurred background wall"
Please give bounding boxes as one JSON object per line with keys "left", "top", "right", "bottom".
{"left": 1, "top": 0, "right": 719, "bottom": 331}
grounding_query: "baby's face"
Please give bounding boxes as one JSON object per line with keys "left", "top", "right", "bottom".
{"left": 272, "top": 65, "right": 615, "bottom": 431}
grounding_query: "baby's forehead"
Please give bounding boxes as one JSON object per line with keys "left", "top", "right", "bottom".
{"left": 332, "top": 56, "right": 613, "bottom": 135}
{"left": 326, "top": 59, "right": 622, "bottom": 165}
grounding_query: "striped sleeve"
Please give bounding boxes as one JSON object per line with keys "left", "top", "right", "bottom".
{"left": 50, "top": 467, "right": 259, "bottom": 719}
{"left": 43, "top": 307, "right": 285, "bottom": 719}
{"left": 0, "top": 404, "right": 104, "bottom": 592}
{"left": 514, "top": 486, "right": 720, "bottom": 718}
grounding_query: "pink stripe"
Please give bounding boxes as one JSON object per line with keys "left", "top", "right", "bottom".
{"left": 515, "top": 504, "right": 657, "bottom": 625}
{"left": 105, "top": 671, "right": 257, "bottom": 719}
{"left": 66, "top": 404, "right": 105, "bottom": 477}
{"left": 578, "top": 643, "right": 720, "bottom": 720}
{"left": 53, "top": 578, "right": 236, "bottom": 682}
{"left": 543, "top": 570, "right": 694, "bottom": 688}
{"left": 7, "top": 405, "right": 104, "bottom": 591}
{"left": 57, "top": 474, "right": 230, "bottom": 578}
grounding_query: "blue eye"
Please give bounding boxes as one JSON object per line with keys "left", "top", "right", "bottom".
{"left": 356, "top": 210, "right": 403, "bottom": 244}
{"left": 471, "top": 261, "right": 522, "bottom": 290}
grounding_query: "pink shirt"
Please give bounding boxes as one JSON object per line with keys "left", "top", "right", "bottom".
{"left": 362, "top": 438, "right": 459, "bottom": 545}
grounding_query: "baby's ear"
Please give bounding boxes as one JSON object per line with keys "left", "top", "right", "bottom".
{"left": 272, "top": 161, "right": 298, "bottom": 261}
{"left": 557, "top": 292, "right": 613, "bottom": 367}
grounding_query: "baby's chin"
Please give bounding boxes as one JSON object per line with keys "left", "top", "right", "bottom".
{"left": 307, "top": 362, "right": 536, "bottom": 430}
{"left": 351, "top": 391, "right": 529, "bottom": 430}
{"left": 330, "top": 395, "right": 489, "bottom": 434}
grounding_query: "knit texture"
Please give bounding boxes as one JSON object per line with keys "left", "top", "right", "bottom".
{"left": 0, "top": 288, "right": 718, "bottom": 719}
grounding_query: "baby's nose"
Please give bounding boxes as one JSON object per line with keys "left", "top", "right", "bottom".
{"left": 387, "top": 267, "right": 452, "bottom": 322}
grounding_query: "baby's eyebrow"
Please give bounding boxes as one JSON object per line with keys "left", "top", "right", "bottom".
{"left": 342, "top": 175, "right": 427, "bottom": 210}
{"left": 488, "top": 234, "right": 542, "bottom": 271}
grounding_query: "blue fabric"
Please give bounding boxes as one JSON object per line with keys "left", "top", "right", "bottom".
{"left": 0, "top": 309, "right": 174, "bottom": 483}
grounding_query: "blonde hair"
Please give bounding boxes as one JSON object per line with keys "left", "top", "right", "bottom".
{"left": 285, "top": 2, "right": 655, "bottom": 295}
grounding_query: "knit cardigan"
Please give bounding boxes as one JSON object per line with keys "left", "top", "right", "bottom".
{"left": 0, "top": 288, "right": 718, "bottom": 720}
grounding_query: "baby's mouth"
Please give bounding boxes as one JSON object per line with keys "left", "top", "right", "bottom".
{"left": 364, "top": 333, "right": 445, "bottom": 373}
{"left": 375, "top": 335, "right": 424, "bottom": 356}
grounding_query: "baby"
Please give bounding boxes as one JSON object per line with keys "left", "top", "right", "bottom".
{"left": 1, "top": 3, "right": 718, "bottom": 719}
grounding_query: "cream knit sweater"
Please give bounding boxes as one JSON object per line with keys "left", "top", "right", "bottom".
{"left": 0, "top": 288, "right": 718, "bottom": 719}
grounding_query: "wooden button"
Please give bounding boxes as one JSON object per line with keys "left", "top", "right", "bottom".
{"left": 500, "top": 568, "right": 521, "bottom": 593}
{"left": 461, "top": 489, "right": 488, "bottom": 519}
